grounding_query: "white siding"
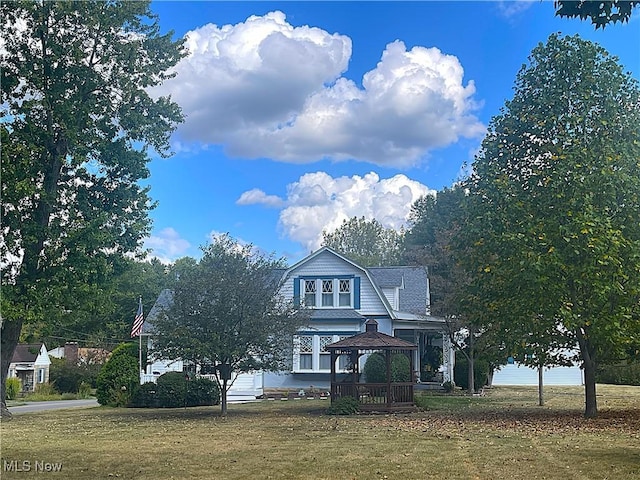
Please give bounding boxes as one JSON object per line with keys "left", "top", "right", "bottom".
{"left": 493, "top": 364, "right": 584, "bottom": 386}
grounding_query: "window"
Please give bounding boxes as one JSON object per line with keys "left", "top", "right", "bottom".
{"left": 299, "top": 335, "right": 313, "bottom": 370}
{"left": 294, "top": 333, "right": 355, "bottom": 372}
{"left": 299, "top": 278, "right": 356, "bottom": 308}
{"left": 304, "top": 280, "right": 317, "bottom": 307}
{"left": 37, "top": 368, "right": 45, "bottom": 383}
{"left": 319, "top": 336, "right": 333, "bottom": 370}
{"left": 339, "top": 279, "right": 351, "bottom": 306}
{"left": 322, "top": 280, "right": 333, "bottom": 306}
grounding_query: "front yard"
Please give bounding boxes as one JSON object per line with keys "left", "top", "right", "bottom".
{"left": 1, "top": 385, "right": 639, "bottom": 479}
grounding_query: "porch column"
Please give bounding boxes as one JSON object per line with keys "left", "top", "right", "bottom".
{"left": 442, "top": 333, "right": 454, "bottom": 384}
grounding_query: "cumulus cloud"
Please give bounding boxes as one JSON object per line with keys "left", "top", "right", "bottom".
{"left": 154, "top": 12, "right": 484, "bottom": 167}
{"left": 236, "top": 188, "right": 285, "bottom": 208}
{"left": 238, "top": 171, "right": 435, "bottom": 252}
{"left": 144, "top": 227, "right": 192, "bottom": 263}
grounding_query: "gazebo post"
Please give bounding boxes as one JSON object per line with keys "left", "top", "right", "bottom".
{"left": 330, "top": 350, "right": 336, "bottom": 401}
{"left": 351, "top": 348, "right": 358, "bottom": 400}
{"left": 386, "top": 349, "right": 392, "bottom": 410}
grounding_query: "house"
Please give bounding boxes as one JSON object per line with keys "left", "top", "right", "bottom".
{"left": 143, "top": 247, "right": 453, "bottom": 398}
{"left": 48, "top": 342, "right": 111, "bottom": 365}
{"left": 8, "top": 344, "right": 51, "bottom": 392}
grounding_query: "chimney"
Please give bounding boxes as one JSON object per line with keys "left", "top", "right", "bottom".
{"left": 365, "top": 319, "right": 378, "bottom": 333}
{"left": 64, "top": 342, "right": 79, "bottom": 364}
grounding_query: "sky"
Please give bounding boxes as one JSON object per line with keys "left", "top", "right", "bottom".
{"left": 142, "top": 1, "right": 640, "bottom": 264}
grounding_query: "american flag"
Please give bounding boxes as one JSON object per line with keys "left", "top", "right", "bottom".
{"left": 130, "top": 297, "right": 144, "bottom": 337}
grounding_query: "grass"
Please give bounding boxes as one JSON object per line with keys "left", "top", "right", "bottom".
{"left": 1, "top": 385, "right": 639, "bottom": 479}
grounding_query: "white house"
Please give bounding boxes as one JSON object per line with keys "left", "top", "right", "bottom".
{"left": 8, "top": 344, "right": 51, "bottom": 392}
{"left": 142, "top": 247, "right": 452, "bottom": 398}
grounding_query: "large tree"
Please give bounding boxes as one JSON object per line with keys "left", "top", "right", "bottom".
{"left": 0, "top": 1, "right": 184, "bottom": 417}
{"left": 151, "top": 236, "right": 308, "bottom": 415}
{"left": 463, "top": 34, "right": 640, "bottom": 417}
{"left": 555, "top": 1, "right": 639, "bottom": 28}
{"left": 322, "top": 216, "right": 405, "bottom": 266}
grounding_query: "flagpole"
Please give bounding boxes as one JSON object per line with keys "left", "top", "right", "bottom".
{"left": 138, "top": 296, "right": 143, "bottom": 382}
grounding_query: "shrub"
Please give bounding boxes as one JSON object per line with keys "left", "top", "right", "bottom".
{"left": 96, "top": 342, "right": 139, "bottom": 406}
{"left": 363, "top": 352, "right": 386, "bottom": 383}
{"left": 130, "top": 382, "right": 159, "bottom": 408}
{"left": 596, "top": 363, "right": 640, "bottom": 386}
{"left": 454, "top": 355, "right": 489, "bottom": 392}
{"left": 186, "top": 377, "right": 220, "bottom": 406}
{"left": 442, "top": 381, "right": 455, "bottom": 393}
{"left": 5, "top": 377, "right": 21, "bottom": 400}
{"left": 155, "top": 371, "right": 188, "bottom": 408}
{"left": 77, "top": 381, "right": 93, "bottom": 399}
{"left": 327, "top": 396, "right": 359, "bottom": 415}
{"left": 49, "top": 357, "right": 102, "bottom": 393}
{"left": 364, "top": 352, "right": 412, "bottom": 383}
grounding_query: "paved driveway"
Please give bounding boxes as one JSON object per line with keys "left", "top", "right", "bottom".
{"left": 8, "top": 399, "right": 99, "bottom": 415}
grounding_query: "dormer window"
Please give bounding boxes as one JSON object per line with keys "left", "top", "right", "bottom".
{"left": 304, "top": 280, "right": 316, "bottom": 306}
{"left": 321, "top": 280, "right": 333, "bottom": 306}
{"left": 295, "top": 276, "right": 361, "bottom": 309}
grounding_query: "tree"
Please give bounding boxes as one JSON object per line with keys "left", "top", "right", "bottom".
{"left": 0, "top": 1, "right": 184, "bottom": 417}
{"left": 322, "top": 217, "right": 405, "bottom": 266}
{"left": 96, "top": 343, "right": 140, "bottom": 407}
{"left": 151, "top": 235, "right": 309, "bottom": 415}
{"left": 463, "top": 34, "right": 640, "bottom": 417}
{"left": 555, "top": 1, "right": 640, "bottom": 28}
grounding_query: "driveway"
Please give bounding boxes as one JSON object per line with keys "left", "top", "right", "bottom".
{"left": 8, "top": 399, "right": 99, "bottom": 415}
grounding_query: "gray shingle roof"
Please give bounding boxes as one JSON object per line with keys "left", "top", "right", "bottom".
{"left": 309, "top": 309, "right": 364, "bottom": 320}
{"left": 142, "top": 288, "right": 173, "bottom": 335}
{"left": 367, "top": 266, "right": 428, "bottom": 315}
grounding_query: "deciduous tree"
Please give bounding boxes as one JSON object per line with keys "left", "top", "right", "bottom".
{"left": 0, "top": 0, "right": 184, "bottom": 417}
{"left": 463, "top": 34, "right": 640, "bottom": 417}
{"left": 151, "top": 235, "right": 309, "bottom": 415}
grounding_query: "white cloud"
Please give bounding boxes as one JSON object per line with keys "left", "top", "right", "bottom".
{"left": 239, "top": 171, "right": 435, "bottom": 252}
{"left": 144, "top": 227, "right": 191, "bottom": 263}
{"left": 154, "top": 12, "right": 484, "bottom": 167}
{"left": 496, "top": 1, "right": 536, "bottom": 19}
{"left": 236, "top": 188, "right": 285, "bottom": 208}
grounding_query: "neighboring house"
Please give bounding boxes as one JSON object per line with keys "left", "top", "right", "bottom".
{"left": 48, "top": 342, "right": 111, "bottom": 364}
{"left": 143, "top": 247, "right": 453, "bottom": 398}
{"left": 8, "top": 344, "right": 51, "bottom": 392}
{"left": 493, "top": 354, "right": 584, "bottom": 386}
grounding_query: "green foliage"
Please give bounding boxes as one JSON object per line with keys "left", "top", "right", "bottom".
{"left": 454, "top": 355, "right": 489, "bottom": 392}
{"left": 363, "top": 353, "right": 386, "bottom": 383}
{"left": 442, "top": 381, "right": 455, "bottom": 393}
{"left": 554, "top": 0, "right": 639, "bottom": 28}
{"left": 152, "top": 234, "right": 308, "bottom": 414}
{"left": 326, "top": 396, "right": 360, "bottom": 415}
{"left": 363, "top": 352, "right": 412, "bottom": 383}
{"left": 460, "top": 33, "right": 640, "bottom": 417}
{"left": 131, "top": 374, "right": 220, "bottom": 408}
{"left": 421, "top": 345, "right": 443, "bottom": 381}
{"left": 96, "top": 343, "right": 139, "bottom": 406}
{"left": 596, "top": 363, "right": 640, "bottom": 386}
{"left": 77, "top": 382, "right": 93, "bottom": 399}
{"left": 322, "top": 216, "right": 404, "bottom": 266}
{"left": 0, "top": 0, "right": 184, "bottom": 407}
{"left": 5, "top": 378, "right": 21, "bottom": 400}
{"left": 49, "top": 357, "right": 102, "bottom": 393}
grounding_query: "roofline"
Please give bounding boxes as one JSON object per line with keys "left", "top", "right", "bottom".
{"left": 281, "top": 246, "right": 396, "bottom": 318}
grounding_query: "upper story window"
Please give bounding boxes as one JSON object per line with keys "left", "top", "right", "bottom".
{"left": 301, "top": 278, "right": 354, "bottom": 308}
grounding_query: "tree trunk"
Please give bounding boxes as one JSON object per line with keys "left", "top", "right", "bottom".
{"left": 467, "top": 332, "right": 475, "bottom": 394}
{"left": 221, "top": 377, "right": 228, "bottom": 416}
{"left": 576, "top": 328, "right": 598, "bottom": 418}
{"left": 1, "top": 319, "right": 24, "bottom": 419}
{"left": 538, "top": 365, "right": 544, "bottom": 407}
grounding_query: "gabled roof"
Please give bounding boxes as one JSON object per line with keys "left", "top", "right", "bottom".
{"left": 143, "top": 288, "right": 173, "bottom": 335}
{"left": 11, "top": 344, "right": 45, "bottom": 363}
{"left": 368, "top": 266, "right": 428, "bottom": 315}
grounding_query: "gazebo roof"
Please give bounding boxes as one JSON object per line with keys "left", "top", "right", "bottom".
{"left": 325, "top": 319, "right": 417, "bottom": 350}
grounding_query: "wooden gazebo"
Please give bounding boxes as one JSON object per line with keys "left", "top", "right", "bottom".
{"left": 326, "top": 319, "right": 418, "bottom": 412}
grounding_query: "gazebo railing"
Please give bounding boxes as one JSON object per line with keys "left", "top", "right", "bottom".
{"left": 331, "top": 382, "right": 414, "bottom": 410}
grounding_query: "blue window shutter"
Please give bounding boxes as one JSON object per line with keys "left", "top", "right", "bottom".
{"left": 293, "top": 278, "right": 300, "bottom": 307}
{"left": 354, "top": 277, "right": 361, "bottom": 309}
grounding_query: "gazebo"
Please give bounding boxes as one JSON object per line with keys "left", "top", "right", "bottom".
{"left": 326, "top": 319, "right": 418, "bottom": 412}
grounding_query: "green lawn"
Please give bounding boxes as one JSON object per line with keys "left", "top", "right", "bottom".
{"left": 1, "top": 385, "right": 639, "bottom": 479}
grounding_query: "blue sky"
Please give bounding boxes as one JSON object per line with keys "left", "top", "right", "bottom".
{"left": 142, "top": 1, "right": 639, "bottom": 264}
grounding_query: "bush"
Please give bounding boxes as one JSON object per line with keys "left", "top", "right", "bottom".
{"left": 327, "top": 396, "right": 359, "bottom": 415}
{"left": 131, "top": 374, "right": 220, "bottom": 408}
{"left": 596, "top": 363, "right": 640, "bottom": 386}
{"left": 442, "top": 381, "right": 455, "bottom": 393}
{"left": 363, "top": 352, "right": 412, "bottom": 383}
{"left": 96, "top": 342, "right": 139, "bottom": 406}
{"left": 77, "top": 381, "right": 93, "bottom": 399}
{"left": 454, "top": 355, "right": 489, "bottom": 392}
{"left": 49, "top": 357, "right": 102, "bottom": 393}
{"left": 5, "top": 377, "right": 21, "bottom": 400}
